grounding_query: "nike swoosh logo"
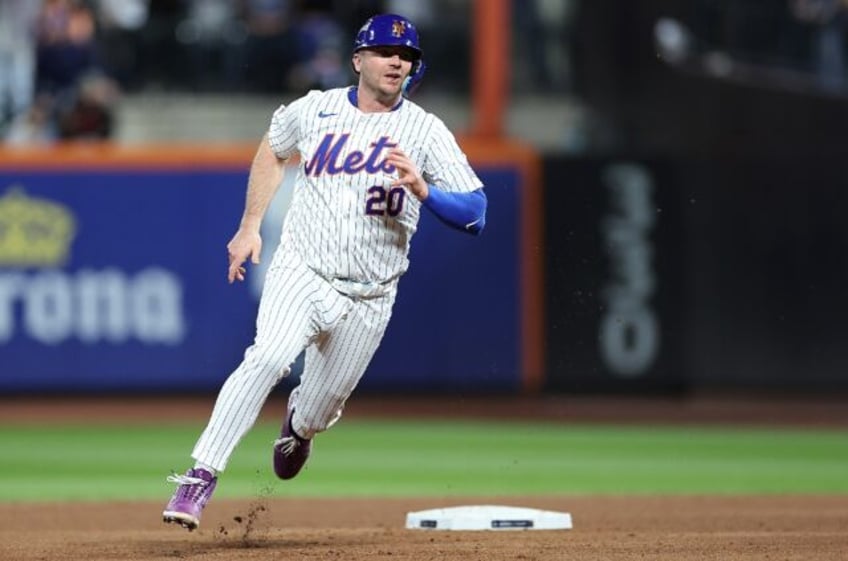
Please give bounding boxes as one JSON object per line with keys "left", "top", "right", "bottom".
{"left": 318, "top": 111, "right": 338, "bottom": 118}
{"left": 465, "top": 218, "right": 482, "bottom": 231}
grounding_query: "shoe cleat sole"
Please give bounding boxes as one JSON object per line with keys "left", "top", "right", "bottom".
{"left": 163, "top": 512, "right": 199, "bottom": 531}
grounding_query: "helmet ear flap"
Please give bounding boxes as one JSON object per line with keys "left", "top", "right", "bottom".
{"left": 403, "top": 59, "right": 426, "bottom": 97}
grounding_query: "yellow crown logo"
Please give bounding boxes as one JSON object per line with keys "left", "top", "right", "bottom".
{"left": 0, "top": 186, "right": 76, "bottom": 266}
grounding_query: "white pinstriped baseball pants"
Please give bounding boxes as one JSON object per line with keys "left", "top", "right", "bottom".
{"left": 191, "top": 247, "right": 397, "bottom": 472}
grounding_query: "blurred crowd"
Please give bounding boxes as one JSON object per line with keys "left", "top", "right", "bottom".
{"left": 2, "top": 0, "right": 846, "bottom": 147}
{"left": 685, "top": 0, "right": 848, "bottom": 89}
{"left": 1, "top": 0, "right": 115, "bottom": 144}
{"left": 0, "top": 0, "right": 583, "bottom": 146}
{"left": 0, "top": 0, "right": 477, "bottom": 145}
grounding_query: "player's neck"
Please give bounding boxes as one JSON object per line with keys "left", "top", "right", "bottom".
{"left": 352, "top": 85, "right": 402, "bottom": 113}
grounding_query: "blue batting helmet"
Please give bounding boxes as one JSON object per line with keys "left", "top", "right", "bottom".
{"left": 353, "top": 14, "right": 425, "bottom": 96}
{"left": 354, "top": 14, "right": 422, "bottom": 58}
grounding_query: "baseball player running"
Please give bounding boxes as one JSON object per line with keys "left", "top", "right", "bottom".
{"left": 163, "top": 13, "right": 487, "bottom": 531}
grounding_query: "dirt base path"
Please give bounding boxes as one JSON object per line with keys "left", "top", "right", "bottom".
{"left": 2, "top": 495, "right": 847, "bottom": 561}
{"left": 2, "top": 394, "right": 847, "bottom": 560}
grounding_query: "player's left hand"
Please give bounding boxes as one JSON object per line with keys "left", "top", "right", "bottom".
{"left": 386, "top": 148, "right": 428, "bottom": 200}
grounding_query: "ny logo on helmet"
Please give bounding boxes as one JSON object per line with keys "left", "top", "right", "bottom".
{"left": 391, "top": 20, "right": 406, "bottom": 37}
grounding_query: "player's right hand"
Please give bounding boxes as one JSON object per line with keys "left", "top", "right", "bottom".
{"left": 226, "top": 228, "right": 262, "bottom": 284}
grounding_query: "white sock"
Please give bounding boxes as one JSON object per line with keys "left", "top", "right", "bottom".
{"left": 194, "top": 461, "right": 217, "bottom": 476}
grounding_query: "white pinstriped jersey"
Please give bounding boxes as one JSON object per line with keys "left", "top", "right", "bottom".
{"left": 268, "top": 87, "right": 483, "bottom": 284}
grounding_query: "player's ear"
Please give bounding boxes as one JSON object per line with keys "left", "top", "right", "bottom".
{"left": 352, "top": 52, "right": 362, "bottom": 74}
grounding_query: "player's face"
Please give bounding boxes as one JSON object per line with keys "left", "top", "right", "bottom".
{"left": 354, "top": 46, "right": 416, "bottom": 101}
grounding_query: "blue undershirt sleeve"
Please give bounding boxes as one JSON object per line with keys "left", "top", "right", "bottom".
{"left": 421, "top": 185, "right": 487, "bottom": 235}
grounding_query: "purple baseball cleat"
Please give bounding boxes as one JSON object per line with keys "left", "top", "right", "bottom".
{"left": 273, "top": 405, "right": 312, "bottom": 479}
{"left": 162, "top": 468, "right": 217, "bottom": 531}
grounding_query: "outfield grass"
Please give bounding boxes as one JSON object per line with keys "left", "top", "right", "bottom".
{"left": 1, "top": 419, "right": 847, "bottom": 502}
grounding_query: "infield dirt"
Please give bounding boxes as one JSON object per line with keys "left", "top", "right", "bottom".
{"left": 1, "top": 394, "right": 847, "bottom": 561}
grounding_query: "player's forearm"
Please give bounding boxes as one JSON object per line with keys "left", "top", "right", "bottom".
{"left": 240, "top": 134, "right": 285, "bottom": 231}
{"left": 422, "top": 186, "right": 487, "bottom": 235}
